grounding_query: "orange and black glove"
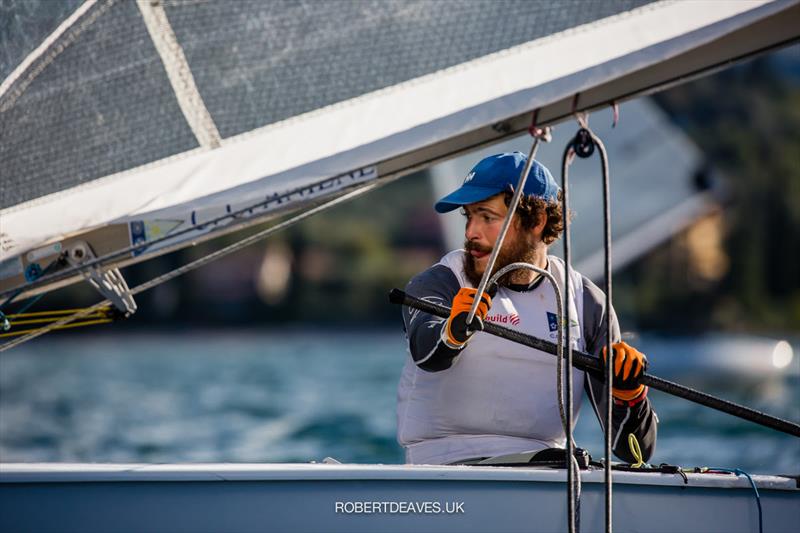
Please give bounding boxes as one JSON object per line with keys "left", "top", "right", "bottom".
{"left": 602, "top": 341, "right": 648, "bottom": 403}
{"left": 443, "top": 287, "right": 492, "bottom": 349}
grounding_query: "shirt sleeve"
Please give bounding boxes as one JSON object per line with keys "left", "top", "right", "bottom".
{"left": 402, "top": 264, "right": 464, "bottom": 372}
{"left": 581, "top": 276, "right": 658, "bottom": 463}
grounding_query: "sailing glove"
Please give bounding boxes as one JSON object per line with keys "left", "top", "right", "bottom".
{"left": 443, "top": 287, "right": 492, "bottom": 349}
{"left": 603, "top": 341, "right": 648, "bottom": 403}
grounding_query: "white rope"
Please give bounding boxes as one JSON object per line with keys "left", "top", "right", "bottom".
{"left": 137, "top": 0, "right": 222, "bottom": 149}
{"left": 487, "top": 262, "right": 570, "bottom": 439}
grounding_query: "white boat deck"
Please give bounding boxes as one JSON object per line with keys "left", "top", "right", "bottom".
{"left": 2, "top": 462, "right": 796, "bottom": 490}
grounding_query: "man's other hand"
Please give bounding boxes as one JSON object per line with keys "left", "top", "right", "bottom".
{"left": 603, "top": 341, "right": 648, "bottom": 403}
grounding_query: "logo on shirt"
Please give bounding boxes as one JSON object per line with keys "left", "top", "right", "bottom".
{"left": 486, "top": 313, "right": 520, "bottom": 326}
{"left": 547, "top": 312, "right": 559, "bottom": 332}
{"left": 547, "top": 312, "right": 578, "bottom": 332}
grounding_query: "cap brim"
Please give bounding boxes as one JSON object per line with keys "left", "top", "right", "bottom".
{"left": 434, "top": 185, "right": 503, "bottom": 213}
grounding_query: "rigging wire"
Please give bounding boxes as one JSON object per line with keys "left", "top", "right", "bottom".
{"left": 560, "top": 135, "right": 579, "bottom": 533}
{"left": 465, "top": 112, "right": 547, "bottom": 327}
{"left": 595, "top": 128, "right": 615, "bottom": 533}
{"left": 562, "top": 115, "right": 616, "bottom": 533}
{"left": 463, "top": 168, "right": 528, "bottom": 324}
{"left": 0, "top": 182, "right": 382, "bottom": 353}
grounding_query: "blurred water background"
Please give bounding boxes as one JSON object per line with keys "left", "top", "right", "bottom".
{"left": 1, "top": 331, "right": 797, "bottom": 474}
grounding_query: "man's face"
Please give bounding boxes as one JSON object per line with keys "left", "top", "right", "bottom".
{"left": 461, "top": 194, "right": 536, "bottom": 286}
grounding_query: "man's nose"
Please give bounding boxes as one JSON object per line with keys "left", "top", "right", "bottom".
{"left": 465, "top": 218, "right": 480, "bottom": 241}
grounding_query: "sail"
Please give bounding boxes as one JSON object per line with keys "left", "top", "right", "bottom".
{"left": 1, "top": 0, "right": 798, "bottom": 298}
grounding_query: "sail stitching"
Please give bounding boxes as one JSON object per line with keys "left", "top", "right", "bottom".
{"left": 0, "top": 0, "right": 114, "bottom": 112}
{"left": 137, "top": 0, "right": 222, "bottom": 149}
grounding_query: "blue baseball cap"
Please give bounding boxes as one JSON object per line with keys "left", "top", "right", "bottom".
{"left": 434, "top": 152, "right": 559, "bottom": 213}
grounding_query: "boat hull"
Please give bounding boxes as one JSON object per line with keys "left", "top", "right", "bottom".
{"left": 1, "top": 463, "right": 797, "bottom": 532}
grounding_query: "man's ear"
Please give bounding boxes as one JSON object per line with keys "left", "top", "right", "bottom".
{"left": 532, "top": 212, "right": 547, "bottom": 238}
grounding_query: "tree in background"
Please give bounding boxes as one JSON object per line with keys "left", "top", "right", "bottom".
{"left": 622, "top": 49, "right": 800, "bottom": 334}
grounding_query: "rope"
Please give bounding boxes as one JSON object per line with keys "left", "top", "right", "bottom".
{"left": 704, "top": 467, "right": 763, "bottom": 533}
{"left": 0, "top": 305, "right": 117, "bottom": 338}
{"left": 560, "top": 138, "right": 578, "bottom": 533}
{"left": 596, "top": 128, "right": 614, "bottom": 533}
{"left": 0, "top": 182, "right": 380, "bottom": 353}
{"left": 2, "top": 314, "right": 109, "bottom": 326}
{"left": 0, "top": 318, "right": 113, "bottom": 338}
{"left": 2, "top": 308, "right": 101, "bottom": 317}
{"left": 627, "top": 434, "right": 645, "bottom": 468}
{"left": 489, "top": 260, "right": 583, "bottom": 533}
{"left": 7, "top": 294, "right": 45, "bottom": 316}
{"left": 487, "top": 262, "right": 569, "bottom": 437}
{"left": 563, "top": 119, "right": 614, "bottom": 533}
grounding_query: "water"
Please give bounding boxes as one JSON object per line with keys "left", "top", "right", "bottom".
{"left": 1, "top": 331, "right": 798, "bottom": 474}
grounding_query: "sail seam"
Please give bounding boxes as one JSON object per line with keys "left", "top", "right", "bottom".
{"left": 0, "top": 0, "right": 113, "bottom": 112}
{"left": 136, "top": 0, "right": 221, "bottom": 150}
{"left": 223, "top": 0, "right": 772, "bottom": 147}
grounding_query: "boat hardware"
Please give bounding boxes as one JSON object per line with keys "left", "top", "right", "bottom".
{"left": 66, "top": 241, "right": 137, "bottom": 317}
{"left": 0, "top": 181, "right": 386, "bottom": 353}
{"left": 0, "top": 173, "right": 379, "bottom": 302}
{"left": 389, "top": 289, "right": 800, "bottom": 439}
{"left": 0, "top": 254, "right": 67, "bottom": 311}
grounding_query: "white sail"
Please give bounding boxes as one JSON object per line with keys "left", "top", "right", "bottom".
{"left": 1, "top": 0, "right": 798, "bottom": 295}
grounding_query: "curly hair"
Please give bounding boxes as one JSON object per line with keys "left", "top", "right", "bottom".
{"left": 502, "top": 190, "right": 565, "bottom": 245}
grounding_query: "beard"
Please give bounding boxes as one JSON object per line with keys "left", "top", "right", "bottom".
{"left": 463, "top": 234, "right": 538, "bottom": 288}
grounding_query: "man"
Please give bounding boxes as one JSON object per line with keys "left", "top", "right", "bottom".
{"left": 397, "top": 151, "right": 657, "bottom": 465}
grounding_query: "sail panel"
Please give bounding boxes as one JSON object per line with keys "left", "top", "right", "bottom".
{"left": 0, "top": 0, "right": 199, "bottom": 210}
{"left": 0, "top": 0, "right": 84, "bottom": 81}
{"left": 163, "top": 0, "right": 652, "bottom": 139}
{"left": 0, "top": 0, "right": 796, "bottom": 279}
